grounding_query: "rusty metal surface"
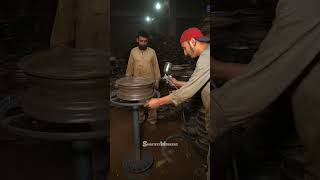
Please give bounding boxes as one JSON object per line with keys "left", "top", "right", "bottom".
{"left": 21, "top": 48, "right": 109, "bottom": 124}
{"left": 4, "top": 60, "right": 29, "bottom": 90}
{"left": 115, "top": 77, "right": 154, "bottom": 101}
{"left": 22, "top": 47, "right": 109, "bottom": 79}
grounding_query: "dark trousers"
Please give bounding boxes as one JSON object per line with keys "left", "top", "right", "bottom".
{"left": 292, "top": 60, "right": 320, "bottom": 180}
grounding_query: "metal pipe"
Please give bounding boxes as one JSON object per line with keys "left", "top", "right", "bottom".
{"left": 72, "top": 140, "right": 93, "bottom": 180}
{"left": 132, "top": 105, "right": 141, "bottom": 160}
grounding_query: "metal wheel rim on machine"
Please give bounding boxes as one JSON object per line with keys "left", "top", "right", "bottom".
{"left": 111, "top": 76, "right": 159, "bottom": 174}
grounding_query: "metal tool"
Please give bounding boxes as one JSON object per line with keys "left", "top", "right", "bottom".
{"left": 163, "top": 62, "right": 173, "bottom": 75}
{"left": 162, "top": 62, "right": 177, "bottom": 89}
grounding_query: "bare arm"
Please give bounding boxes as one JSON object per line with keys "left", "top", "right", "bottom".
{"left": 170, "top": 77, "right": 187, "bottom": 88}
{"left": 144, "top": 95, "right": 173, "bottom": 109}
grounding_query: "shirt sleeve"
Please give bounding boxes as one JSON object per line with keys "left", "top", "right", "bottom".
{"left": 152, "top": 51, "right": 161, "bottom": 81}
{"left": 169, "top": 56, "right": 210, "bottom": 106}
{"left": 126, "top": 50, "right": 134, "bottom": 76}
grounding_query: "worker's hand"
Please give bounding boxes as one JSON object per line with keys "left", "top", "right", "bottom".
{"left": 169, "top": 76, "right": 179, "bottom": 86}
{"left": 144, "top": 98, "right": 161, "bottom": 109}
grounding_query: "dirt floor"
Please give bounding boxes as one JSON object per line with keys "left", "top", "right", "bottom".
{"left": 109, "top": 106, "right": 205, "bottom": 180}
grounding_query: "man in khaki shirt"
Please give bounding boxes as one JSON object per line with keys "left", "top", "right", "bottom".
{"left": 144, "top": 27, "right": 210, "bottom": 179}
{"left": 145, "top": 27, "right": 210, "bottom": 129}
{"left": 126, "top": 31, "right": 161, "bottom": 124}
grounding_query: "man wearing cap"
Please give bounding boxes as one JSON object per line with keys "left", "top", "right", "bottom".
{"left": 145, "top": 27, "right": 211, "bottom": 178}
{"left": 126, "top": 30, "right": 161, "bottom": 125}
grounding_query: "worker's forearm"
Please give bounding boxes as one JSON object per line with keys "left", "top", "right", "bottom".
{"left": 158, "top": 95, "right": 173, "bottom": 106}
{"left": 212, "top": 59, "right": 247, "bottom": 81}
{"left": 176, "top": 80, "right": 187, "bottom": 88}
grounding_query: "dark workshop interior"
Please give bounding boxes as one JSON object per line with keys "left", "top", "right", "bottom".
{"left": 0, "top": 0, "right": 317, "bottom": 180}
{"left": 213, "top": 0, "right": 306, "bottom": 180}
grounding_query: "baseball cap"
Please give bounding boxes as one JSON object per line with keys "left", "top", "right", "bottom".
{"left": 180, "top": 27, "right": 210, "bottom": 44}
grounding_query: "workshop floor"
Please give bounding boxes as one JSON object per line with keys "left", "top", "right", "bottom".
{"left": 109, "top": 107, "right": 204, "bottom": 180}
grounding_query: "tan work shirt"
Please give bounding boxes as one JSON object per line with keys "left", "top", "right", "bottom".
{"left": 170, "top": 46, "right": 210, "bottom": 128}
{"left": 126, "top": 47, "right": 161, "bottom": 82}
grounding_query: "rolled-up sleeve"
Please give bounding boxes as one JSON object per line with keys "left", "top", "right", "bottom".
{"left": 169, "top": 52, "right": 210, "bottom": 106}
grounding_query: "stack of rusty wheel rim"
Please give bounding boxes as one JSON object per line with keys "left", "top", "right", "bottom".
{"left": 115, "top": 76, "right": 154, "bottom": 101}
{"left": 4, "top": 59, "right": 29, "bottom": 93}
{"left": 21, "top": 47, "right": 109, "bottom": 124}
